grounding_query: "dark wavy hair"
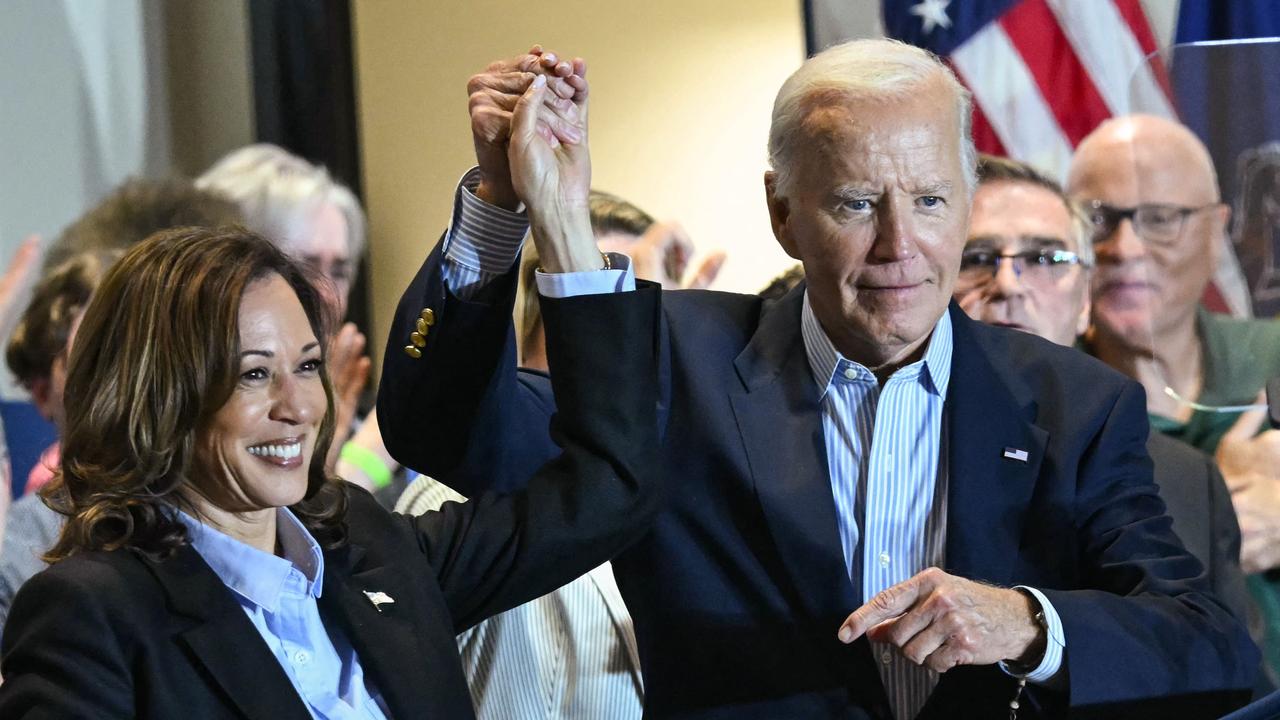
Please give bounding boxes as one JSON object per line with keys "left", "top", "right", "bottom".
{"left": 42, "top": 226, "right": 348, "bottom": 562}
{"left": 6, "top": 249, "right": 119, "bottom": 391}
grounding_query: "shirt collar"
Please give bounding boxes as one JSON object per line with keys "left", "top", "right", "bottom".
{"left": 800, "top": 291, "right": 953, "bottom": 399}
{"left": 177, "top": 507, "right": 325, "bottom": 613}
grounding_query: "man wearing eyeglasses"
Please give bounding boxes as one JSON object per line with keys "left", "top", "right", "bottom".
{"left": 1068, "top": 115, "right": 1280, "bottom": 680}
{"left": 955, "top": 153, "right": 1252, "bottom": 666}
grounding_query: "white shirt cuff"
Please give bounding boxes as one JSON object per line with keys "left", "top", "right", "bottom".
{"left": 535, "top": 253, "right": 636, "bottom": 297}
{"left": 998, "top": 586, "right": 1066, "bottom": 684}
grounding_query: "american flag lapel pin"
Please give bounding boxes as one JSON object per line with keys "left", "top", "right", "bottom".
{"left": 363, "top": 590, "right": 396, "bottom": 612}
{"left": 1003, "top": 447, "right": 1030, "bottom": 463}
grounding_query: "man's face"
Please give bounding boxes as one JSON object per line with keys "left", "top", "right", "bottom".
{"left": 1068, "top": 132, "right": 1226, "bottom": 350}
{"left": 278, "top": 202, "right": 353, "bottom": 318}
{"left": 955, "top": 180, "right": 1089, "bottom": 347}
{"left": 767, "top": 85, "right": 970, "bottom": 367}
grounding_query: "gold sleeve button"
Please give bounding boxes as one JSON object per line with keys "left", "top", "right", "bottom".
{"left": 416, "top": 318, "right": 429, "bottom": 335}
{"left": 420, "top": 308, "right": 436, "bottom": 326}
{"left": 403, "top": 345, "right": 422, "bottom": 359}
{"left": 409, "top": 332, "right": 427, "bottom": 348}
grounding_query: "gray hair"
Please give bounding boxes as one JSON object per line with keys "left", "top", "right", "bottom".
{"left": 196, "top": 144, "right": 367, "bottom": 267}
{"left": 768, "top": 39, "right": 977, "bottom": 196}
{"left": 976, "top": 154, "right": 1094, "bottom": 267}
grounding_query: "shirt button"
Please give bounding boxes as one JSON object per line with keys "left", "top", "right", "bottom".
{"left": 843, "top": 367, "right": 857, "bottom": 380}
{"left": 294, "top": 650, "right": 311, "bottom": 665}
{"left": 881, "top": 650, "right": 893, "bottom": 665}
{"left": 878, "top": 552, "right": 891, "bottom": 568}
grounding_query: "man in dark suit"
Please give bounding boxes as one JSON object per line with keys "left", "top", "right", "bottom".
{"left": 954, "top": 154, "right": 1252, "bottom": 628}
{"left": 379, "top": 42, "right": 1257, "bottom": 718}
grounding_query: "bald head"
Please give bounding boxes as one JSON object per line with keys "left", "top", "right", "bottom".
{"left": 1068, "top": 114, "right": 1219, "bottom": 204}
{"left": 1068, "top": 114, "right": 1230, "bottom": 353}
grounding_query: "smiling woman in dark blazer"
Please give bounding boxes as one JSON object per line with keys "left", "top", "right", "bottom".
{"left": 0, "top": 222, "right": 658, "bottom": 719}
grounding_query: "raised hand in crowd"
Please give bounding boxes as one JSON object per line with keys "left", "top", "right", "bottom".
{"left": 323, "top": 321, "right": 371, "bottom": 472}
{"left": 615, "top": 221, "right": 726, "bottom": 289}
{"left": 0, "top": 236, "right": 43, "bottom": 328}
{"left": 1218, "top": 400, "right": 1280, "bottom": 573}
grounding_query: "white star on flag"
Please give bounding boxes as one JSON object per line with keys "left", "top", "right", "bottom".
{"left": 909, "top": 0, "right": 952, "bottom": 34}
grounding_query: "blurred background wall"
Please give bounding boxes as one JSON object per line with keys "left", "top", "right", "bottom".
{"left": 352, "top": 0, "right": 809, "bottom": 377}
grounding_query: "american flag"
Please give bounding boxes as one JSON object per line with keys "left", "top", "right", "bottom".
{"left": 805, "top": 0, "right": 1270, "bottom": 317}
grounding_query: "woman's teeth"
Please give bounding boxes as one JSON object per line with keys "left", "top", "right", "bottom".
{"left": 248, "top": 443, "right": 301, "bottom": 460}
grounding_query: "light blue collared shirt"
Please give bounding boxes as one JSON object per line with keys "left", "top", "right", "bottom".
{"left": 440, "top": 167, "right": 1065, "bottom": 716}
{"left": 800, "top": 297, "right": 1063, "bottom": 720}
{"left": 178, "top": 509, "right": 390, "bottom": 720}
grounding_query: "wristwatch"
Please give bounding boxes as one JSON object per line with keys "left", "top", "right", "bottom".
{"left": 1006, "top": 589, "right": 1049, "bottom": 675}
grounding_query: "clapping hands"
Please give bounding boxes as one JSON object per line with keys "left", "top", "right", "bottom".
{"left": 1218, "top": 400, "right": 1280, "bottom": 573}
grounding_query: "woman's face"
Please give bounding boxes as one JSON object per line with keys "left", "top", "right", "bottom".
{"left": 193, "top": 274, "right": 327, "bottom": 514}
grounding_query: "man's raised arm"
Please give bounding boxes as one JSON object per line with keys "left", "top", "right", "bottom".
{"left": 377, "top": 49, "right": 631, "bottom": 491}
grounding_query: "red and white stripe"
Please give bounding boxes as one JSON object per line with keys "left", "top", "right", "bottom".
{"left": 944, "top": 0, "right": 1249, "bottom": 316}
{"left": 952, "top": 0, "right": 1173, "bottom": 180}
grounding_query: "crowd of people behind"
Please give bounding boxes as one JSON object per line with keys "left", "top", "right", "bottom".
{"left": 0, "top": 37, "right": 1274, "bottom": 719}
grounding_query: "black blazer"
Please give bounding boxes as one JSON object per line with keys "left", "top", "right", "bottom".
{"left": 0, "top": 288, "right": 662, "bottom": 720}
{"left": 377, "top": 243, "right": 1258, "bottom": 719}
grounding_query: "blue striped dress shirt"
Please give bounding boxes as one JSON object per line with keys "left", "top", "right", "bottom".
{"left": 440, "top": 167, "right": 1065, "bottom": 719}
{"left": 802, "top": 295, "right": 951, "bottom": 720}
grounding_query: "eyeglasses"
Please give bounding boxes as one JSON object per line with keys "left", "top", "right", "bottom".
{"left": 1086, "top": 201, "right": 1216, "bottom": 245}
{"left": 957, "top": 248, "right": 1086, "bottom": 289}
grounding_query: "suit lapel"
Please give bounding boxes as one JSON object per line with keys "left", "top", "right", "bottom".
{"left": 729, "top": 285, "right": 855, "bottom": 622}
{"left": 919, "top": 308, "right": 1051, "bottom": 714}
{"left": 585, "top": 563, "right": 645, "bottom": 693}
{"left": 729, "top": 285, "right": 891, "bottom": 715}
{"left": 144, "top": 546, "right": 313, "bottom": 720}
{"left": 941, "top": 305, "right": 1047, "bottom": 586}
{"left": 320, "top": 540, "right": 442, "bottom": 719}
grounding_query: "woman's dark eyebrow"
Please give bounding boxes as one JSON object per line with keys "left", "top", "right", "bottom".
{"left": 239, "top": 341, "right": 320, "bottom": 360}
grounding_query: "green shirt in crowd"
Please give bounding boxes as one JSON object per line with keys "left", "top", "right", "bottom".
{"left": 1149, "top": 307, "right": 1280, "bottom": 682}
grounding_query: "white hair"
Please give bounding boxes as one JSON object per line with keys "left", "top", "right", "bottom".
{"left": 196, "top": 144, "right": 367, "bottom": 267}
{"left": 768, "top": 39, "right": 977, "bottom": 196}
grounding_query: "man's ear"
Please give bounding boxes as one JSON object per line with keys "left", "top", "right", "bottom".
{"left": 765, "top": 172, "right": 799, "bottom": 260}
{"left": 1075, "top": 283, "right": 1092, "bottom": 338}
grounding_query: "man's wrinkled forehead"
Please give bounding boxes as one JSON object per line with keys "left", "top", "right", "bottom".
{"left": 967, "top": 180, "right": 1078, "bottom": 252}
{"left": 794, "top": 88, "right": 962, "bottom": 171}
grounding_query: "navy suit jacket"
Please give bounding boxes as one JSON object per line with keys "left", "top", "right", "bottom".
{"left": 378, "top": 244, "right": 1257, "bottom": 719}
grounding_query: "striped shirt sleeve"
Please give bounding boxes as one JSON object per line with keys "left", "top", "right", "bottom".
{"left": 999, "top": 586, "right": 1066, "bottom": 684}
{"left": 442, "top": 167, "right": 531, "bottom": 300}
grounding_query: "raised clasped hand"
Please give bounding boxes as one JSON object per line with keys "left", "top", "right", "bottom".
{"left": 505, "top": 50, "right": 598, "bottom": 273}
{"left": 836, "top": 567, "right": 1045, "bottom": 673}
{"left": 469, "top": 47, "right": 587, "bottom": 211}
